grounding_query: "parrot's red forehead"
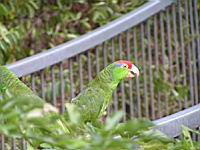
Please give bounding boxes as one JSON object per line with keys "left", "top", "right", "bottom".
{"left": 117, "top": 60, "right": 132, "bottom": 69}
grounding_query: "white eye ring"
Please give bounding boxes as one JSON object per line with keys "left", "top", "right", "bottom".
{"left": 123, "top": 64, "right": 128, "bottom": 68}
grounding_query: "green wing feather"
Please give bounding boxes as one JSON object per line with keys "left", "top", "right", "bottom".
{"left": 72, "top": 87, "right": 104, "bottom": 122}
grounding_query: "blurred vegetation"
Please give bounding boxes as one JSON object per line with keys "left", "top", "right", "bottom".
{"left": 1, "top": 92, "right": 200, "bottom": 150}
{"left": 0, "top": 0, "right": 147, "bottom": 65}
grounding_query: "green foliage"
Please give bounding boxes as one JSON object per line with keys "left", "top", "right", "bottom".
{"left": 0, "top": 0, "right": 39, "bottom": 65}
{"left": 0, "top": 92, "right": 149, "bottom": 149}
{"left": 0, "top": 24, "right": 24, "bottom": 64}
{"left": 1, "top": 92, "right": 200, "bottom": 150}
{"left": 0, "top": 0, "right": 147, "bottom": 65}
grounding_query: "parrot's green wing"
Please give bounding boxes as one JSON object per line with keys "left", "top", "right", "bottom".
{"left": 0, "top": 66, "right": 59, "bottom": 148}
{"left": 0, "top": 66, "right": 58, "bottom": 114}
{"left": 70, "top": 64, "right": 117, "bottom": 123}
{"left": 0, "top": 66, "right": 43, "bottom": 102}
{"left": 71, "top": 87, "right": 104, "bottom": 122}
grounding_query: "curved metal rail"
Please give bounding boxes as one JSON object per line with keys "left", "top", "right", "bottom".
{"left": 154, "top": 104, "right": 200, "bottom": 138}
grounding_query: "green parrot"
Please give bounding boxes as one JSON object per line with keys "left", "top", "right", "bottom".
{"left": 0, "top": 66, "right": 59, "bottom": 148}
{"left": 0, "top": 66, "right": 58, "bottom": 113}
{"left": 71, "top": 60, "right": 139, "bottom": 122}
{"left": 0, "top": 66, "right": 35, "bottom": 97}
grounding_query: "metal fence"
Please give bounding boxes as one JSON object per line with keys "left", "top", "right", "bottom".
{"left": 1, "top": 0, "right": 200, "bottom": 149}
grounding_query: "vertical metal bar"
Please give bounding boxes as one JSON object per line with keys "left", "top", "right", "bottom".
{"left": 147, "top": 19, "right": 155, "bottom": 120}
{"left": 126, "top": 30, "right": 134, "bottom": 118}
{"left": 154, "top": 15, "right": 161, "bottom": 118}
{"left": 172, "top": 4, "right": 181, "bottom": 110}
{"left": 178, "top": 0, "right": 187, "bottom": 108}
{"left": 192, "top": 132, "right": 196, "bottom": 142}
{"left": 189, "top": 0, "right": 198, "bottom": 105}
{"left": 160, "top": 11, "right": 169, "bottom": 115}
{"left": 111, "top": 38, "right": 115, "bottom": 63}
{"left": 119, "top": 33, "right": 126, "bottom": 121}
{"left": 78, "top": 55, "right": 83, "bottom": 91}
{"left": 166, "top": 7, "right": 174, "bottom": 83}
{"left": 95, "top": 47, "right": 100, "bottom": 74}
{"left": 141, "top": 23, "right": 149, "bottom": 118}
{"left": 12, "top": 138, "right": 16, "bottom": 150}
{"left": 195, "top": 128, "right": 198, "bottom": 141}
{"left": 126, "top": 31, "right": 130, "bottom": 62}
{"left": 59, "top": 62, "right": 65, "bottom": 114}
{"left": 21, "top": 139, "right": 26, "bottom": 150}
{"left": 197, "top": 127, "right": 200, "bottom": 141}
{"left": 40, "top": 70, "right": 45, "bottom": 99}
{"left": 51, "top": 65, "right": 56, "bottom": 106}
{"left": 194, "top": 0, "right": 200, "bottom": 103}
{"left": 133, "top": 28, "right": 141, "bottom": 118}
{"left": 103, "top": 42, "right": 107, "bottom": 67}
{"left": 111, "top": 38, "right": 118, "bottom": 112}
{"left": 184, "top": 0, "right": 194, "bottom": 106}
{"left": 1, "top": 135, "right": 5, "bottom": 150}
{"left": 119, "top": 34, "right": 123, "bottom": 58}
{"left": 31, "top": 73, "right": 36, "bottom": 92}
{"left": 87, "top": 51, "right": 92, "bottom": 81}
{"left": 69, "top": 59, "right": 75, "bottom": 100}
{"left": 166, "top": 7, "right": 174, "bottom": 113}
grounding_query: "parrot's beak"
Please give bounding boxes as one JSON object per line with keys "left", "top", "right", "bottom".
{"left": 128, "top": 64, "right": 139, "bottom": 78}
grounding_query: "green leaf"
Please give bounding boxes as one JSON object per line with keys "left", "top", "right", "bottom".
{"left": 0, "top": 4, "right": 9, "bottom": 16}
{"left": 65, "top": 103, "right": 81, "bottom": 125}
{"left": 105, "top": 111, "right": 123, "bottom": 130}
{"left": 66, "top": 33, "right": 79, "bottom": 40}
{"left": 114, "top": 119, "right": 154, "bottom": 137}
{"left": 81, "top": 19, "right": 91, "bottom": 30}
{"left": 39, "top": 143, "right": 53, "bottom": 149}
{"left": 182, "top": 126, "right": 195, "bottom": 150}
{"left": 28, "top": 1, "right": 39, "bottom": 10}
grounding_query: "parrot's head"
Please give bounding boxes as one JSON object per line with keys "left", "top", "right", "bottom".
{"left": 111, "top": 60, "right": 139, "bottom": 81}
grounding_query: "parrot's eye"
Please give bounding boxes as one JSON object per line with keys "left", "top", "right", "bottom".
{"left": 122, "top": 64, "right": 128, "bottom": 69}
